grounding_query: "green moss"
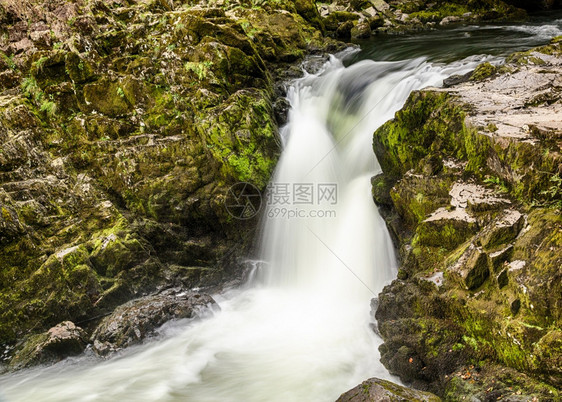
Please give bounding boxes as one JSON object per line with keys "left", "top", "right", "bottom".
{"left": 184, "top": 61, "right": 213, "bottom": 80}
{"left": 470, "top": 62, "right": 497, "bottom": 81}
{"left": 373, "top": 91, "right": 470, "bottom": 178}
{"left": 199, "top": 89, "right": 278, "bottom": 188}
{"left": 414, "top": 220, "right": 476, "bottom": 251}
{"left": 83, "top": 78, "right": 132, "bottom": 117}
{"left": 40, "top": 100, "right": 57, "bottom": 117}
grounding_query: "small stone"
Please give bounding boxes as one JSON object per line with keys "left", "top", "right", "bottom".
{"left": 370, "top": 0, "right": 390, "bottom": 13}
{"left": 443, "top": 72, "right": 472, "bottom": 88}
{"left": 363, "top": 6, "right": 377, "bottom": 17}
{"left": 440, "top": 16, "right": 461, "bottom": 26}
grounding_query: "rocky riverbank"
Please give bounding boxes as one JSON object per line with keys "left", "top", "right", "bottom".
{"left": 317, "top": 0, "right": 529, "bottom": 39}
{"left": 371, "top": 37, "right": 561, "bottom": 400}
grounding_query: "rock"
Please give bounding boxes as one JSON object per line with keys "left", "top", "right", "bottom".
{"left": 440, "top": 16, "right": 461, "bottom": 26}
{"left": 470, "top": 61, "right": 497, "bottom": 81}
{"left": 363, "top": 6, "right": 378, "bottom": 17}
{"left": 417, "top": 214, "right": 477, "bottom": 251}
{"left": 336, "top": 20, "right": 355, "bottom": 38}
{"left": 1, "top": 0, "right": 346, "bottom": 352}
{"left": 371, "top": 174, "right": 395, "bottom": 207}
{"left": 370, "top": 0, "right": 390, "bottom": 13}
{"left": 449, "top": 244, "right": 490, "bottom": 290}
{"left": 9, "top": 321, "right": 87, "bottom": 370}
{"left": 323, "top": 11, "right": 359, "bottom": 32}
{"left": 478, "top": 210, "right": 525, "bottom": 250}
{"left": 351, "top": 21, "right": 372, "bottom": 39}
{"left": 337, "top": 378, "right": 441, "bottom": 401}
{"left": 443, "top": 72, "right": 472, "bottom": 88}
{"left": 368, "top": 14, "right": 384, "bottom": 29}
{"left": 372, "top": 39, "right": 562, "bottom": 399}
{"left": 91, "top": 289, "right": 218, "bottom": 355}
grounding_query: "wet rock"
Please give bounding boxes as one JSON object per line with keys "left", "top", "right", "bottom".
{"left": 91, "top": 289, "right": 218, "bottom": 355}
{"left": 337, "top": 377, "right": 441, "bottom": 401}
{"left": 443, "top": 72, "right": 472, "bottom": 88}
{"left": 9, "top": 322, "right": 87, "bottom": 370}
{"left": 371, "top": 174, "right": 395, "bottom": 207}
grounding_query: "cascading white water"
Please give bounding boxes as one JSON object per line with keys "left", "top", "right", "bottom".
{"left": 0, "top": 52, "right": 495, "bottom": 402}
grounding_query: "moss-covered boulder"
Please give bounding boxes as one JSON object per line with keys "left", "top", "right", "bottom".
{"left": 9, "top": 321, "right": 87, "bottom": 370}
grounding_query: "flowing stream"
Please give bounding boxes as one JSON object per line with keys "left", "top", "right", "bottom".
{"left": 1, "top": 15, "right": 562, "bottom": 402}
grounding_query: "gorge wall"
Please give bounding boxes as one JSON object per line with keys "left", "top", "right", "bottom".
{"left": 372, "top": 38, "right": 562, "bottom": 400}
{"left": 0, "top": 0, "right": 341, "bottom": 358}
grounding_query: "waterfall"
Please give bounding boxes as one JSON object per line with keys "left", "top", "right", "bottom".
{"left": 0, "top": 52, "right": 492, "bottom": 402}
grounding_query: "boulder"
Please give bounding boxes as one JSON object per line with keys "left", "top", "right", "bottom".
{"left": 9, "top": 321, "right": 87, "bottom": 370}
{"left": 91, "top": 289, "right": 218, "bottom": 355}
{"left": 337, "top": 377, "right": 441, "bottom": 401}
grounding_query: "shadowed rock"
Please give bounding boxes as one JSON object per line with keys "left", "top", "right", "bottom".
{"left": 9, "top": 321, "right": 87, "bottom": 370}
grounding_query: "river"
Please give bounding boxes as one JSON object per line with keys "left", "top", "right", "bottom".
{"left": 1, "top": 13, "right": 561, "bottom": 402}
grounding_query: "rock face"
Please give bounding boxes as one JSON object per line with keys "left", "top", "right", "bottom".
{"left": 337, "top": 378, "right": 441, "bottom": 402}
{"left": 91, "top": 289, "right": 217, "bottom": 356}
{"left": 372, "top": 38, "right": 562, "bottom": 400}
{"left": 0, "top": 0, "right": 341, "bottom": 362}
{"left": 8, "top": 321, "right": 87, "bottom": 370}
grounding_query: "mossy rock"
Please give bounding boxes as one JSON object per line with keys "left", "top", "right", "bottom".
{"left": 337, "top": 377, "right": 441, "bottom": 401}
{"left": 373, "top": 91, "right": 471, "bottom": 178}
{"left": 470, "top": 62, "right": 497, "bottom": 81}
{"left": 83, "top": 78, "right": 132, "bottom": 117}
{"left": 65, "top": 52, "right": 96, "bottom": 84}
